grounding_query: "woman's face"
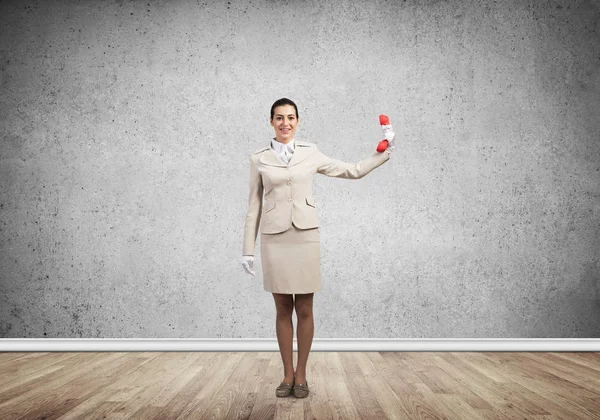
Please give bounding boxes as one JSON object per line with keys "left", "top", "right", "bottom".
{"left": 270, "top": 104, "right": 298, "bottom": 143}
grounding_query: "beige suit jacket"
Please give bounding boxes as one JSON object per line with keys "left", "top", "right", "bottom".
{"left": 243, "top": 140, "right": 392, "bottom": 256}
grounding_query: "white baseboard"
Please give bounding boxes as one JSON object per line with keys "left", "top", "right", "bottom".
{"left": 1, "top": 338, "right": 599, "bottom": 352}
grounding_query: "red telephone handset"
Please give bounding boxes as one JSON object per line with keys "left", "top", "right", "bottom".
{"left": 377, "top": 114, "right": 391, "bottom": 152}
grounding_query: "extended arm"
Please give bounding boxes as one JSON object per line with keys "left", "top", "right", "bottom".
{"left": 316, "top": 146, "right": 392, "bottom": 179}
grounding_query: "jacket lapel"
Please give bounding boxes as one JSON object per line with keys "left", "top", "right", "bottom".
{"left": 288, "top": 141, "right": 313, "bottom": 167}
{"left": 259, "top": 149, "right": 287, "bottom": 167}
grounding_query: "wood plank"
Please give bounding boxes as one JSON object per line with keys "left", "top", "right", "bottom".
{"left": 338, "top": 352, "right": 387, "bottom": 419}
{"left": 301, "top": 351, "right": 335, "bottom": 419}
{"left": 248, "top": 351, "right": 278, "bottom": 420}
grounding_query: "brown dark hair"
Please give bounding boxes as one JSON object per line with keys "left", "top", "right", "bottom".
{"left": 270, "top": 98, "right": 299, "bottom": 120}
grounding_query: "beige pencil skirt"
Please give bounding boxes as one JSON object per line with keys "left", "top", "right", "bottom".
{"left": 261, "top": 223, "right": 321, "bottom": 294}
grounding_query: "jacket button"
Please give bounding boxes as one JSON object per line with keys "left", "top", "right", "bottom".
{"left": 287, "top": 182, "right": 291, "bottom": 185}
{"left": 288, "top": 198, "right": 292, "bottom": 203}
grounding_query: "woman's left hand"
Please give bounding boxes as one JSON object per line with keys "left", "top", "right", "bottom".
{"left": 382, "top": 124, "right": 396, "bottom": 151}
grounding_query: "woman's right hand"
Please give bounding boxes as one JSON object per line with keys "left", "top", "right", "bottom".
{"left": 242, "top": 256, "right": 255, "bottom": 276}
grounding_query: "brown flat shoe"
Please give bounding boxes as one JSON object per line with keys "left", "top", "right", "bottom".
{"left": 293, "top": 380, "right": 309, "bottom": 398}
{"left": 276, "top": 377, "right": 295, "bottom": 398}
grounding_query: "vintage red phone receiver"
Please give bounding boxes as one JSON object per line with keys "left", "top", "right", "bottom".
{"left": 377, "top": 114, "right": 390, "bottom": 152}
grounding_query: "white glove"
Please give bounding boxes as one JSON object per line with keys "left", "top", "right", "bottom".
{"left": 242, "top": 255, "right": 255, "bottom": 276}
{"left": 381, "top": 124, "right": 396, "bottom": 151}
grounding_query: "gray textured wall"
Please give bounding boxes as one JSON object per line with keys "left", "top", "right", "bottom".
{"left": 1, "top": 0, "right": 599, "bottom": 339}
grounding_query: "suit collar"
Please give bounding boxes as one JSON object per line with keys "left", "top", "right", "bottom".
{"left": 271, "top": 137, "right": 295, "bottom": 154}
{"left": 260, "top": 141, "right": 312, "bottom": 167}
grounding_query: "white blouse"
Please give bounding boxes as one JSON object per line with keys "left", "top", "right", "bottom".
{"left": 270, "top": 137, "right": 295, "bottom": 165}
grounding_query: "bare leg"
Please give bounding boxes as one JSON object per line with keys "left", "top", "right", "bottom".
{"left": 272, "top": 293, "right": 295, "bottom": 383}
{"left": 294, "top": 292, "right": 314, "bottom": 384}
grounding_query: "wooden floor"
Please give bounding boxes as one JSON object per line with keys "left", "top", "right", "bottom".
{"left": 0, "top": 352, "right": 599, "bottom": 419}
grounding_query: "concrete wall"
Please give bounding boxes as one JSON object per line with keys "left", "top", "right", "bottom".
{"left": 1, "top": 0, "right": 598, "bottom": 338}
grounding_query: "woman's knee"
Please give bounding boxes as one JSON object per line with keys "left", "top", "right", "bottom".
{"left": 273, "top": 293, "right": 294, "bottom": 318}
{"left": 276, "top": 308, "right": 294, "bottom": 319}
{"left": 296, "top": 308, "right": 313, "bottom": 321}
{"left": 294, "top": 293, "right": 314, "bottom": 320}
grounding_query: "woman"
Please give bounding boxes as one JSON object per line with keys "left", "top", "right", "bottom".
{"left": 241, "top": 98, "right": 394, "bottom": 398}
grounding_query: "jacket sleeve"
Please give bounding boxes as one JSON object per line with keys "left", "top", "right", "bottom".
{"left": 315, "top": 145, "right": 392, "bottom": 179}
{"left": 243, "top": 154, "right": 263, "bottom": 256}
